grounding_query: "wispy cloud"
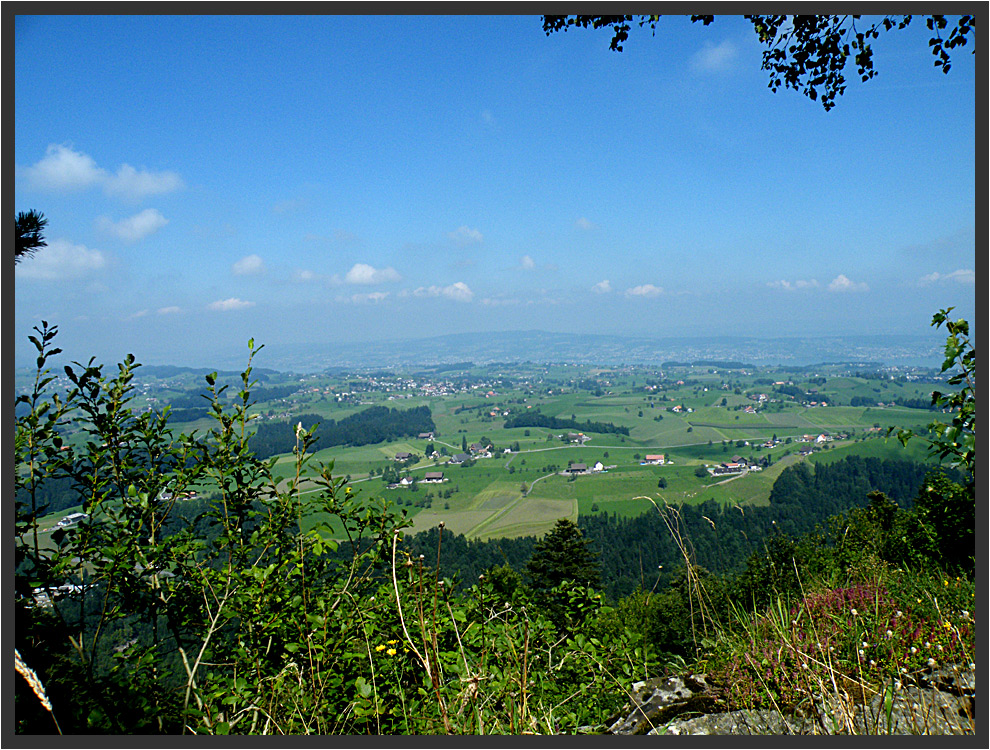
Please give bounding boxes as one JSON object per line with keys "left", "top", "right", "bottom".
{"left": 232, "top": 254, "right": 265, "bottom": 276}
{"left": 349, "top": 291, "right": 390, "bottom": 304}
{"left": 272, "top": 197, "right": 310, "bottom": 214}
{"left": 481, "top": 296, "right": 521, "bottom": 307}
{"left": 413, "top": 282, "right": 474, "bottom": 302}
{"left": 105, "top": 163, "right": 183, "bottom": 200}
{"left": 827, "top": 274, "right": 869, "bottom": 293}
{"left": 208, "top": 297, "right": 255, "bottom": 311}
{"left": 345, "top": 263, "right": 401, "bottom": 285}
{"left": 15, "top": 238, "right": 107, "bottom": 280}
{"left": 157, "top": 306, "right": 182, "bottom": 315}
{"left": 691, "top": 40, "right": 739, "bottom": 73}
{"left": 448, "top": 226, "right": 484, "bottom": 246}
{"left": 625, "top": 284, "right": 663, "bottom": 298}
{"left": 767, "top": 279, "right": 820, "bottom": 291}
{"left": 575, "top": 217, "right": 596, "bottom": 231}
{"left": 22, "top": 144, "right": 183, "bottom": 200}
{"left": 592, "top": 280, "right": 612, "bottom": 294}
{"left": 97, "top": 208, "right": 168, "bottom": 242}
{"left": 520, "top": 255, "right": 536, "bottom": 270}
{"left": 919, "top": 269, "right": 975, "bottom": 285}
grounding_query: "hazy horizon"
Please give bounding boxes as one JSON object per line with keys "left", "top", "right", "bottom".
{"left": 14, "top": 15, "right": 977, "bottom": 368}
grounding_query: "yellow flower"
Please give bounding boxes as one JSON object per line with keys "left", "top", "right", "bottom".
{"left": 375, "top": 644, "right": 386, "bottom": 652}
{"left": 386, "top": 648, "right": 397, "bottom": 657}
{"left": 387, "top": 639, "right": 399, "bottom": 645}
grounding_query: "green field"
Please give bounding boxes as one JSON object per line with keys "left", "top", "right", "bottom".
{"left": 30, "top": 361, "right": 957, "bottom": 543}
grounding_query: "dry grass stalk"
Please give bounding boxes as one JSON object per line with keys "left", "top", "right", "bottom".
{"left": 15, "top": 649, "right": 61, "bottom": 734}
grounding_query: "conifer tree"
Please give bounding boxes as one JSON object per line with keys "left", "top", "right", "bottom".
{"left": 525, "top": 518, "right": 601, "bottom": 594}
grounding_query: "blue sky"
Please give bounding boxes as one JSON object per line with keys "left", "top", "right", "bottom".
{"left": 14, "top": 14, "right": 977, "bottom": 367}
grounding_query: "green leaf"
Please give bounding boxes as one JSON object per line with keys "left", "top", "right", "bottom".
{"left": 355, "top": 676, "right": 373, "bottom": 698}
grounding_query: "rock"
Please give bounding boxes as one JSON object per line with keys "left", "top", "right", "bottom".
{"left": 606, "top": 674, "right": 718, "bottom": 735}
{"left": 607, "top": 667, "right": 976, "bottom": 735}
{"left": 659, "top": 709, "right": 818, "bottom": 735}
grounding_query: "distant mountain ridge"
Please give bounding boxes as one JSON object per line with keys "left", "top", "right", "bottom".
{"left": 245, "top": 330, "right": 946, "bottom": 372}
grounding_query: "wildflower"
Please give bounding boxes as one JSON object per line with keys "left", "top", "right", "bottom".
{"left": 910, "top": 647, "right": 918, "bottom": 654}
{"left": 387, "top": 640, "right": 399, "bottom": 645}
{"left": 895, "top": 611, "right": 902, "bottom": 618}
{"left": 870, "top": 660, "right": 876, "bottom": 667}
{"left": 375, "top": 644, "right": 386, "bottom": 652}
{"left": 387, "top": 648, "right": 397, "bottom": 657}
{"left": 927, "top": 658, "right": 937, "bottom": 668}
{"left": 801, "top": 662, "right": 809, "bottom": 670}
{"left": 862, "top": 641, "right": 869, "bottom": 649}
{"left": 925, "top": 642, "right": 931, "bottom": 648}
{"left": 968, "top": 662, "right": 975, "bottom": 670}
{"left": 851, "top": 608, "right": 859, "bottom": 616}
{"left": 937, "top": 645, "right": 943, "bottom": 652}
{"left": 894, "top": 680, "right": 903, "bottom": 691}
{"left": 962, "top": 610, "right": 970, "bottom": 619}
{"left": 886, "top": 630, "right": 893, "bottom": 639}
{"left": 859, "top": 650, "right": 865, "bottom": 657}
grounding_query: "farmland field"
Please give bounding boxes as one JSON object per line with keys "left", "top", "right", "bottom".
{"left": 27, "top": 359, "right": 959, "bottom": 543}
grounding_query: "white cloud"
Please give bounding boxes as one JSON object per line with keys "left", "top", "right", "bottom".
{"left": 575, "top": 217, "right": 596, "bottom": 231}
{"left": 21, "top": 144, "right": 183, "bottom": 200}
{"left": 23, "top": 144, "right": 104, "bottom": 191}
{"left": 104, "top": 163, "right": 183, "bottom": 200}
{"left": 15, "top": 238, "right": 107, "bottom": 280}
{"left": 157, "top": 306, "right": 182, "bottom": 315}
{"left": 232, "top": 254, "right": 265, "bottom": 276}
{"left": 919, "top": 269, "right": 975, "bottom": 285}
{"left": 345, "top": 263, "right": 401, "bottom": 285}
{"left": 448, "top": 226, "right": 484, "bottom": 246}
{"left": 691, "top": 40, "right": 739, "bottom": 73}
{"left": 827, "top": 274, "right": 869, "bottom": 293}
{"left": 520, "top": 255, "right": 536, "bottom": 270}
{"left": 129, "top": 309, "right": 149, "bottom": 319}
{"left": 208, "top": 297, "right": 255, "bottom": 311}
{"left": 481, "top": 109, "right": 494, "bottom": 124}
{"left": 97, "top": 208, "right": 168, "bottom": 242}
{"left": 625, "top": 284, "right": 663, "bottom": 298}
{"left": 592, "top": 280, "right": 612, "bottom": 294}
{"left": 767, "top": 279, "right": 819, "bottom": 291}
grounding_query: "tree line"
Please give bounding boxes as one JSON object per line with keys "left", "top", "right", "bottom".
{"left": 502, "top": 412, "right": 630, "bottom": 435}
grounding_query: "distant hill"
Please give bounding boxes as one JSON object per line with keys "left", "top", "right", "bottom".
{"left": 250, "top": 330, "right": 946, "bottom": 372}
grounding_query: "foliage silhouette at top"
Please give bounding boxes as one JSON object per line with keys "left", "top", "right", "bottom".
{"left": 542, "top": 14, "right": 975, "bottom": 111}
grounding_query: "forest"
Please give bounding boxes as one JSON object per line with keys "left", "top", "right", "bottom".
{"left": 502, "top": 412, "right": 630, "bottom": 435}
{"left": 248, "top": 405, "right": 435, "bottom": 459}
